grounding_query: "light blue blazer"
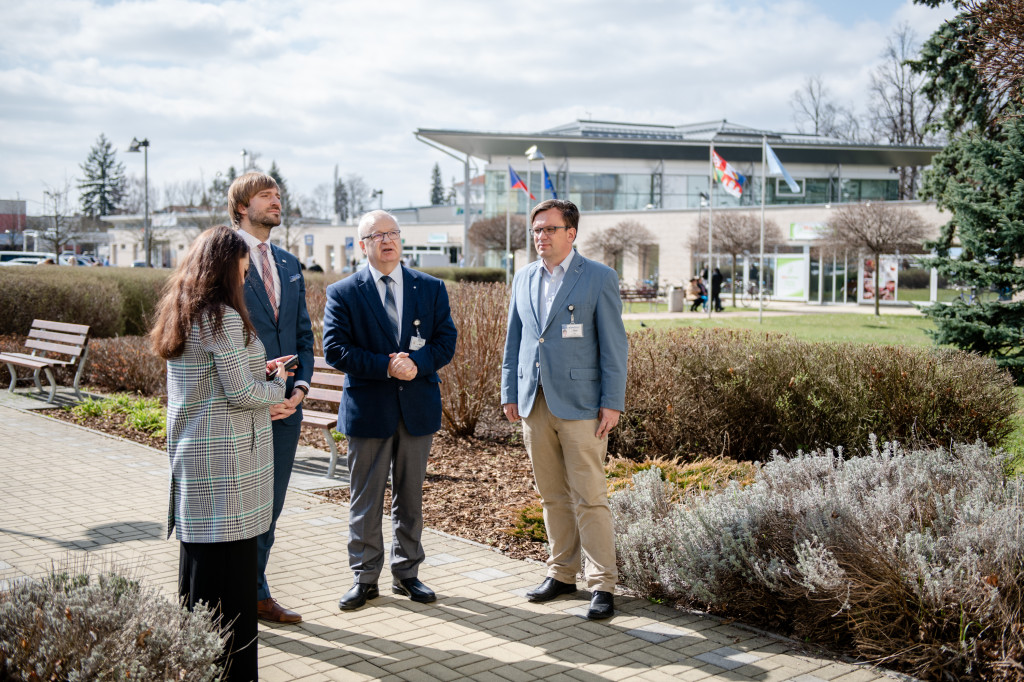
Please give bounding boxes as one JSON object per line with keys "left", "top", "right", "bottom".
{"left": 501, "top": 252, "right": 628, "bottom": 421}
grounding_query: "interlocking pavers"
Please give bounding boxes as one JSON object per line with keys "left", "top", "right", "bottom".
{"left": 0, "top": 403, "right": 903, "bottom": 681}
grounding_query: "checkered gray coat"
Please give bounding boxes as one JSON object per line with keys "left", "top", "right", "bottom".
{"left": 165, "top": 306, "right": 286, "bottom": 543}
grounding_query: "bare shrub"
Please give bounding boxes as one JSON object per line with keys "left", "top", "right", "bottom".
{"left": 614, "top": 327, "right": 1016, "bottom": 461}
{"left": 85, "top": 336, "right": 167, "bottom": 396}
{"left": 611, "top": 440, "right": 1024, "bottom": 679}
{"left": 438, "top": 282, "right": 509, "bottom": 437}
{"left": 0, "top": 563, "right": 224, "bottom": 680}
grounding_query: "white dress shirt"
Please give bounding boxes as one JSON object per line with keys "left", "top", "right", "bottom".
{"left": 367, "top": 263, "right": 404, "bottom": 325}
{"left": 237, "top": 228, "right": 281, "bottom": 304}
{"left": 540, "top": 249, "right": 574, "bottom": 326}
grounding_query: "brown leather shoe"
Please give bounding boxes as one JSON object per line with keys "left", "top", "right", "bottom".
{"left": 257, "top": 597, "right": 302, "bottom": 623}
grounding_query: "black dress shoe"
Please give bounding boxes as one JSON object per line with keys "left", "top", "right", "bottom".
{"left": 339, "top": 583, "right": 379, "bottom": 611}
{"left": 392, "top": 577, "right": 436, "bottom": 603}
{"left": 526, "top": 577, "right": 577, "bottom": 603}
{"left": 586, "top": 590, "right": 614, "bottom": 620}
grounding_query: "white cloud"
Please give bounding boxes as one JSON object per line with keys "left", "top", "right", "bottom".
{"left": 0, "top": 0, "right": 956, "bottom": 213}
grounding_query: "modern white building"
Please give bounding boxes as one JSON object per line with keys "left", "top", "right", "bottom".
{"left": 416, "top": 119, "right": 948, "bottom": 304}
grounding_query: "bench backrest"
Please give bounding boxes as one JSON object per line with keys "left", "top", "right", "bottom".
{"left": 26, "top": 319, "right": 90, "bottom": 362}
{"left": 308, "top": 356, "right": 344, "bottom": 405}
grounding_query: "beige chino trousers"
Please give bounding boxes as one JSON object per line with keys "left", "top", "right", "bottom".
{"left": 523, "top": 389, "right": 617, "bottom": 593}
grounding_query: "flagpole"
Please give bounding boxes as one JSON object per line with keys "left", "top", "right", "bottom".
{"left": 708, "top": 143, "right": 714, "bottom": 319}
{"left": 759, "top": 136, "right": 767, "bottom": 324}
{"left": 505, "top": 157, "right": 511, "bottom": 286}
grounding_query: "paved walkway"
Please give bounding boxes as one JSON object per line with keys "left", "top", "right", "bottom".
{"left": 0, "top": 391, "right": 895, "bottom": 682}
{"left": 622, "top": 301, "right": 926, "bottom": 321}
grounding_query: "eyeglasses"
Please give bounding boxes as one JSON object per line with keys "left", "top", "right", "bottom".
{"left": 532, "top": 226, "right": 569, "bottom": 237}
{"left": 361, "top": 230, "right": 401, "bottom": 243}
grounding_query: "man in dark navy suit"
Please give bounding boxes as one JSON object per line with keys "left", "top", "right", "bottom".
{"left": 229, "top": 172, "right": 315, "bottom": 624}
{"left": 322, "top": 210, "right": 457, "bottom": 611}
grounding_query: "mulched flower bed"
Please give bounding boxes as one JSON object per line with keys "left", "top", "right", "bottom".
{"left": 45, "top": 405, "right": 549, "bottom": 562}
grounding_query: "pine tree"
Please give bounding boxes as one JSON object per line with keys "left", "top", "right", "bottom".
{"left": 920, "top": 112, "right": 1024, "bottom": 379}
{"left": 78, "top": 133, "right": 126, "bottom": 218}
{"left": 334, "top": 178, "right": 349, "bottom": 222}
{"left": 430, "top": 163, "right": 445, "bottom": 205}
{"left": 912, "top": 0, "right": 1024, "bottom": 380}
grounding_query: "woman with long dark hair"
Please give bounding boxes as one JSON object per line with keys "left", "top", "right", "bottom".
{"left": 151, "top": 225, "right": 289, "bottom": 681}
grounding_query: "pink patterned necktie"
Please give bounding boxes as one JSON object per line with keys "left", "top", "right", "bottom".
{"left": 257, "top": 243, "right": 278, "bottom": 320}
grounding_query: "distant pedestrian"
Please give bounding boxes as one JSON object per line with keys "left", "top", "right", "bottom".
{"left": 711, "top": 268, "right": 724, "bottom": 312}
{"left": 685, "top": 277, "right": 706, "bottom": 312}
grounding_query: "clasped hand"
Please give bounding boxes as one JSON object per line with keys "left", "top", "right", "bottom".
{"left": 265, "top": 356, "right": 301, "bottom": 421}
{"left": 388, "top": 352, "right": 418, "bottom": 381}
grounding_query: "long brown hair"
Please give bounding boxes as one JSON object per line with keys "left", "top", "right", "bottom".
{"left": 150, "top": 225, "right": 256, "bottom": 359}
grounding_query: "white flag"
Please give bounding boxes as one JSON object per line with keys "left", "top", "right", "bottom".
{"left": 765, "top": 143, "right": 800, "bottom": 193}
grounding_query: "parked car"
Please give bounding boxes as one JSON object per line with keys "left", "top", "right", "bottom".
{"left": 1, "top": 256, "right": 45, "bottom": 266}
{"left": 0, "top": 251, "right": 56, "bottom": 264}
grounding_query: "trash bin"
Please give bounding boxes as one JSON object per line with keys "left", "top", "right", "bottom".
{"left": 668, "top": 285, "right": 684, "bottom": 312}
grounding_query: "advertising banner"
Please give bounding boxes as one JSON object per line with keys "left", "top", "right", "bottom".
{"left": 861, "top": 255, "right": 898, "bottom": 302}
{"left": 776, "top": 256, "right": 805, "bottom": 299}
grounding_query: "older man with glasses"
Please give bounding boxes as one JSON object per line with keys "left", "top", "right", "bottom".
{"left": 323, "top": 210, "right": 457, "bottom": 611}
{"left": 501, "top": 198, "right": 628, "bottom": 620}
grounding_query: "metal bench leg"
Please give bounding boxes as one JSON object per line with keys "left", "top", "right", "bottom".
{"left": 72, "top": 348, "right": 89, "bottom": 400}
{"left": 323, "top": 427, "right": 339, "bottom": 478}
{"left": 42, "top": 367, "right": 56, "bottom": 403}
{"left": 4, "top": 363, "right": 17, "bottom": 393}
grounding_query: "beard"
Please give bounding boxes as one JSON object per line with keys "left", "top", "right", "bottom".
{"left": 248, "top": 206, "right": 281, "bottom": 229}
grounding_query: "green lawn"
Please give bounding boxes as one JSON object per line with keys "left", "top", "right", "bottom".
{"left": 625, "top": 312, "right": 937, "bottom": 346}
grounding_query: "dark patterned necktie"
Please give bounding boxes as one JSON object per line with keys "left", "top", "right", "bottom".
{"left": 257, "top": 243, "right": 278, "bottom": 320}
{"left": 381, "top": 275, "right": 400, "bottom": 346}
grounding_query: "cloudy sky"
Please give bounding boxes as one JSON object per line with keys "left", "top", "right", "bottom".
{"left": 1, "top": 0, "right": 955, "bottom": 217}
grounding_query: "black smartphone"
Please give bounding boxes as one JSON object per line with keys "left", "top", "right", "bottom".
{"left": 281, "top": 355, "right": 300, "bottom": 371}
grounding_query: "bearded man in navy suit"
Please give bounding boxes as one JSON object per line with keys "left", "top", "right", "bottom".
{"left": 323, "top": 210, "right": 457, "bottom": 611}
{"left": 229, "top": 172, "right": 315, "bottom": 624}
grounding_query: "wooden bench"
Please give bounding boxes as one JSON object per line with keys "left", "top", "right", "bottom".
{"left": 619, "top": 286, "right": 660, "bottom": 312}
{"left": 0, "top": 319, "right": 91, "bottom": 403}
{"left": 302, "top": 356, "right": 345, "bottom": 478}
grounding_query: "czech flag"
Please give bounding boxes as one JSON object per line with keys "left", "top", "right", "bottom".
{"left": 712, "top": 149, "right": 746, "bottom": 199}
{"left": 509, "top": 165, "right": 535, "bottom": 200}
{"left": 543, "top": 164, "right": 558, "bottom": 199}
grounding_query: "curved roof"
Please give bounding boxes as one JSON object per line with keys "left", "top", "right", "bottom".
{"left": 416, "top": 119, "right": 941, "bottom": 167}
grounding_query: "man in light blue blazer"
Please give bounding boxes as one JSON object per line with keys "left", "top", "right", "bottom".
{"left": 501, "top": 199, "right": 628, "bottom": 620}
{"left": 230, "top": 172, "right": 316, "bottom": 624}
{"left": 323, "top": 210, "right": 457, "bottom": 611}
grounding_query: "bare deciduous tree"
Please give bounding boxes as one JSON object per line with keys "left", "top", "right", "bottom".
{"left": 965, "top": 0, "right": 1024, "bottom": 106}
{"left": 585, "top": 220, "right": 656, "bottom": 276}
{"left": 38, "top": 180, "right": 83, "bottom": 256}
{"left": 791, "top": 75, "right": 864, "bottom": 142}
{"left": 692, "top": 213, "right": 782, "bottom": 306}
{"left": 824, "top": 202, "right": 930, "bottom": 316}
{"left": 469, "top": 215, "right": 526, "bottom": 270}
{"left": 868, "top": 24, "right": 944, "bottom": 199}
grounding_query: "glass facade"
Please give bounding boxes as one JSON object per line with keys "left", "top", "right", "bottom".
{"left": 484, "top": 170, "right": 898, "bottom": 217}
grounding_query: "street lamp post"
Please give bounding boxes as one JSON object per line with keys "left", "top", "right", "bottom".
{"left": 371, "top": 189, "right": 384, "bottom": 210}
{"left": 128, "top": 137, "right": 151, "bottom": 267}
{"left": 525, "top": 146, "right": 544, "bottom": 262}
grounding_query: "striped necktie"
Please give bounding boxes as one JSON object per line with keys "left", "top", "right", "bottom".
{"left": 381, "top": 275, "right": 400, "bottom": 346}
{"left": 257, "top": 243, "right": 278, "bottom": 320}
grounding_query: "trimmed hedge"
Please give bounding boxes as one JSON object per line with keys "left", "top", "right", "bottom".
{"left": 613, "top": 327, "right": 1017, "bottom": 461}
{"left": 0, "top": 267, "right": 168, "bottom": 338}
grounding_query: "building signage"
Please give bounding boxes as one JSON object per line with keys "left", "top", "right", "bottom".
{"left": 788, "top": 222, "right": 826, "bottom": 240}
{"left": 304, "top": 234, "right": 314, "bottom": 246}
{"left": 427, "top": 233, "right": 448, "bottom": 244}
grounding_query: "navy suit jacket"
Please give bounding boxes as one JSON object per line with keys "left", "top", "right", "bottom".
{"left": 322, "top": 266, "right": 457, "bottom": 439}
{"left": 244, "top": 242, "right": 315, "bottom": 427}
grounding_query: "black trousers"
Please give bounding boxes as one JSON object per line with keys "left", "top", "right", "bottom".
{"left": 179, "top": 537, "right": 259, "bottom": 682}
